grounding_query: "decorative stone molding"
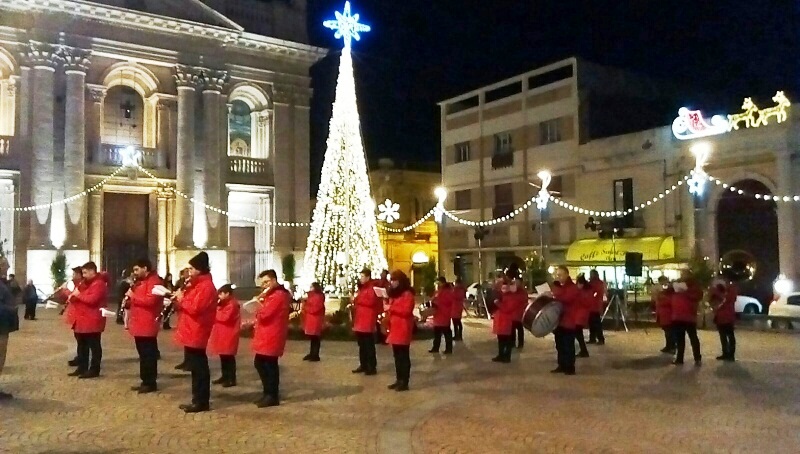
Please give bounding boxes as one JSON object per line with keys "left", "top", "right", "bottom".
{"left": 5, "top": 79, "right": 16, "bottom": 97}
{"left": 87, "top": 85, "right": 107, "bottom": 103}
{"left": 256, "top": 110, "right": 270, "bottom": 126}
{"left": 24, "top": 41, "right": 62, "bottom": 69}
{"left": 60, "top": 47, "right": 91, "bottom": 73}
{"left": 174, "top": 65, "right": 202, "bottom": 89}
{"left": 157, "top": 97, "right": 176, "bottom": 111}
{"left": 201, "top": 69, "right": 230, "bottom": 93}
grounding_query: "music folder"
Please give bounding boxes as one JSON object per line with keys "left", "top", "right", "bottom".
{"left": 373, "top": 287, "right": 388, "bottom": 298}
{"left": 535, "top": 283, "right": 551, "bottom": 295}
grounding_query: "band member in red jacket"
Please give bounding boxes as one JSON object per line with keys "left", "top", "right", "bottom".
{"left": 429, "top": 277, "right": 454, "bottom": 354}
{"left": 302, "top": 282, "right": 326, "bottom": 362}
{"left": 669, "top": 269, "right": 703, "bottom": 365}
{"left": 173, "top": 252, "right": 218, "bottom": 413}
{"left": 587, "top": 270, "right": 606, "bottom": 345}
{"left": 385, "top": 270, "right": 415, "bottom": 391}
{"left": 510, "top": 276, "right": 528, "bottom": 349}
{"left": 68, "top": 262, "right": 109, "bottom": 379}
{"left": 711, "top": 278, "right": 737, "bottom": 361}
{"left": 209, "top": 284, "right": 241, "bottom": 387}
{"left": 65, "top": 266, "right": 84, "bottom": 368}
{"left": 452, "top": 277, "right": 466, "bottom": 341}
{"left": 124, "top": 259, "right": 163, "bottom": 393}
{"left": 252, "top": 269, "right": 291, "bottom": 408}
{"left": 654, "top": 276, "right": 676, "bottom": 353}
{"left": 491, "top": 276, "right": 517, "bottom": 363}
{"left": 352, "top": 269, "right": 380, "bottom": 375}
{"left": 574, "top": 275, "right": 593, "bottom": 358}
{"left": 552, "top": 266, "right": 580, "bottom": 375}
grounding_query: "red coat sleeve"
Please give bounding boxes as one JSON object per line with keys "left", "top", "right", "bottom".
{"left": 73, "top": 280, "right": 107, "bottom": 308}
{"left": 256, "top": 290, "right": 288, "bottom": 322}
{"left": 305, "top": 293, "right": 325, "bottom": 315}
{"left": 389, "top": 292, "right": 415, "bottom": 317}
{"left": 130, "top": 275, "right": 161, "bottom": 309}
{"left": 181, "top": 282, "right": 217, "bottom": 316}
{"left": 216, "top": 300, "right": 240, "bottom": 324}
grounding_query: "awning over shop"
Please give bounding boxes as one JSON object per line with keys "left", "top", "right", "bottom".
{"left": 565, "top": 236, "right": 675, "bottom": 265}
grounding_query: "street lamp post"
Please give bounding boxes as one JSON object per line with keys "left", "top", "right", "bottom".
{"left": 474, "top": 225, "right": 489, "bottom": 319}
{"left": 689, "top": 142, "right": 712, "bottom": 259}
{"left": 536, "top": 170, "right": 552, "bottom": 265}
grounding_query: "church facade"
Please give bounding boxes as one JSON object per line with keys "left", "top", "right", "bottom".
{"left": 0, "top": 0, "right": 325, "bottom": 289}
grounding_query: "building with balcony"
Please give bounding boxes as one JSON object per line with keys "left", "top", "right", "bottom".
{"left": 0, "top": 0, "right": 326, "bottom": 289}
{"left": 438, "top": 57, "right": 799, "bottom": 302}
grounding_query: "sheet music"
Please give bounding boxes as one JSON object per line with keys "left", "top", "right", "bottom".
{"left": 535, "top": 283, "right": 551, "bottom": 295}
{"left": 373, "top": 287, "right": 388, "bottom": 298}
{"left": 99, "top": 308, "right": 117, "bottom": 318}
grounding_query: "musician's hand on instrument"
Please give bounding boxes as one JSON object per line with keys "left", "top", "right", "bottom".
{"left": 125, "top": 289, "right": 134, "bottom": 299}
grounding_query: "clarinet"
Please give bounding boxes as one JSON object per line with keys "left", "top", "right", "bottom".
{"left": 161, "top": 278, "right": 187, "bottom": 321}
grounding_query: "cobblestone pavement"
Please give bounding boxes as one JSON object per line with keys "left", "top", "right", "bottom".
{"left": 2, "top": 312, "right": 800, "bottom": 453}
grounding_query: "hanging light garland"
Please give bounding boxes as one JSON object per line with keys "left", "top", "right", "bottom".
{"left": 0, "top": 166, "right": 127, "bottom": 212}
{"left": 706, "top": 174, "right": 800, "bottom": 203}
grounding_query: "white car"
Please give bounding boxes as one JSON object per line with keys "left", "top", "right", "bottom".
{"left": 768, "top": 292, "right": 800, "bottom": 328}
{"left": 735, "top": 295, "right": 762, "bottom": 314}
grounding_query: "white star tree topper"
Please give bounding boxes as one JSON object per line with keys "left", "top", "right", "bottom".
{"left": 323, "top": 1, "right": 371, "bottom": 50}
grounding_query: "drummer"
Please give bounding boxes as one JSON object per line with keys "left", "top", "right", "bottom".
{"left": 551, "top": 266, "right": 580, "bottom": 375}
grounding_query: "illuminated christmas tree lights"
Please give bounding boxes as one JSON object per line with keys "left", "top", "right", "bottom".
{"left": 305, "top": 2, "right": 387, "bottom": 288}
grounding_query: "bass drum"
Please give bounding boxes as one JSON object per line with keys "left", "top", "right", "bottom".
{"left": 522, "top": 295, "right": 563, "bottom": 338}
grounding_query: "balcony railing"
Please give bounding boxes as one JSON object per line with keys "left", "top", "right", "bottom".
{"left": 491, "top": 152, "right": 514, "bottom": 169}
{"left": 229, "top": 156, "right": 270, "bottom": 175}
{"left": 0, "top": 136, "right": 11, "bottom": 156}
{"left": 99, "top": 144, "right": 161, "bottom": 169}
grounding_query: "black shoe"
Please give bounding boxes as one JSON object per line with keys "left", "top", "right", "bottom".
{"left": 516, "top": 344, "right": 524, "bottom": 350}
{"left": 500, "top": 357, "right": 511, "bottom": 364}
{"left": 181, "top": 403, "right": 210, "bottom": 413}
{"left": 307, "top": 356, "right": 321, "bottom": 362}
{"left": 68, "top": 358, "right": 79, "bottom": 367}
{"left": 724, "top": 356, "right": 736, "bottom": 362}
{"left": 443, "top": 350, "right": 453, "bottom": 355}
{"left": 563, "top": 370, "right": 576, "bottom": 376}
{"left": 428, "top": 349, "right": 439, "bottom": 354}
{"left": 587, "top": 340, "right": 597, "bottom": 344}
{"left": 302, "top": 354, "right": 313, "bottom": 361}
{"left": 491, "top": 356, "right": 503, "bottom": 362}
{"left": 715, "top": 355, "right": 727, "bottom": 361}
{"left": 577, "top": 352, "right": 590, "bottom": 358}
{"left": 387, "top": 381, "right": 399, "bottom": 390}
{"left": 137, "top": 385, "right": 158, "bottom": 394}
{"left": 351, "top": 367, "right": 365, "bottom": 374}
{"left": 255, "top": 396, "right": 279, "bottom": 408}
{"left": 174, "top": 363, "right": 188, "bottom": 371}
{"left": 0, "top": 391, "right": 12, "bottom": 400}
{"left": 395, "top": 382, "right": 409, "bottom": 392}
{"left": 672, "top": 360, "right": 684, "bottom": 366}
{"left": 694, "top": 359, "right": 702, "bottom": 367}
{"left": 212, "top": 377, "right": 226, "bottom": 385}
{"left": 550, "top": 367, "right": 565, "bottom": 374}
{"left": 221, "top": 381, "right": 237, "bottom": 388}
{"left": 78, "top": 371, "right": 100, "bottom": 379}
{"left": 597, "top": 341, "right": 605, "bottom": 346}
{"left": 364, "top": 369, "right": 377, "bottom": 376}
{"left": 68, "top": 369, "right": 85, "bottom": 377}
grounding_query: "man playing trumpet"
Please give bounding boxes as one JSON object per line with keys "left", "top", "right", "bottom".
{"left": 124, "top": 259, "right": 163, "bottom": 394}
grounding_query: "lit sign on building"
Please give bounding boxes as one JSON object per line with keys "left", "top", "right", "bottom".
{"left": 672, "top": 91, "right": 790, "bottom": 140}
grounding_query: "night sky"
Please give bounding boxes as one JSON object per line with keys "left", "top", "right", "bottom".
{"left": 302, "top": 0, "right": 799, "bottom": 190}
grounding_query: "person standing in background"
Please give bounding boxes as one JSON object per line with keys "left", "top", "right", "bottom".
{"left": 22, "top": 280, "right": 38, "bottom": 321}
{"left": 587, "top": 270, "right": 606, "bottom": 345}
{"left": 451, "top": 277, "right": 466, "bottom": 341}
{"left": 574, "top": 275, "right": 592, "bottom": 358}
{"left": 429, "top": 277, "right": 454, "bottom": 354}
{"left": 301, "top": 282, "right": 326, "bottom": 362}
{"left": 209, "top": 284, "right": 241, "bottom": 387}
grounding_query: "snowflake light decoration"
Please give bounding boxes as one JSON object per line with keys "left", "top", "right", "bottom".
{"left": 323, "top": 1, "right": 371, "bottom": 50}
{"left": 377, "top": 199, "right": 400, "bottom": 223}
{"left": 688, "top": 169, "right": 706, "bottom": 195}
{"left": 535, "top": 170, "right": 552, "bottom": 210}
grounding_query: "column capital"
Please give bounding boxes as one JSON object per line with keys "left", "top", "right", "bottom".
{"left": 200, "top": 69, "right": 229, "bottom": 93}
{"left": 256, "top": 109, "right": 271, "bottom": 126}
{"left": 4, "top": 78, "right": 16, "bottom": 97}
{"left": 23, "top": 41, "right": 63, "bottom": 69}
{"left": 174, "top": 64, "right": 202, "bottom": 89}
{"left": 157, "top": 186, "right": 174, "bottom": 199}
{"left": 87, "top": 85, "right": 107, "bottom": 103}
{"left": 60, "top": 46, "right": 91, "bottom": 73}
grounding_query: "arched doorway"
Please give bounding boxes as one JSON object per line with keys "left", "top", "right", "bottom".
{"left": 716, "top": 179, "right": 779, "bottom": 304}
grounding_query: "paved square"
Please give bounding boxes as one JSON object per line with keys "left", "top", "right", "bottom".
{"left": 2, "top": 312, "right": 800, "bottom": 453}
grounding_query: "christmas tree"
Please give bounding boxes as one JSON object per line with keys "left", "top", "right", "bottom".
{"left": 305, "top": 2, "right": 387, "bottom": 289}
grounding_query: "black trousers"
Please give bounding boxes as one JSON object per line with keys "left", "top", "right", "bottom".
{"left": 375, "top": 322, "right": 386, "bottom": 344}
{"left": 254, "top": 354, "right": 280, "bottom": 399}
{"left": 220, "top": 354, "right": 237, "bottom": 382}
{"left": 554, "top": 327, "right": 576, "bottom": 372}
{"left": 392, "top": 345, "right": 411, "bottom": 383}
{"left": 575, "top": 326, "right": 588, "bottom": 354}
{"left": 588, "top": 312, "right": 605, "bottom": 343}
{"left": 662, "top": 325, "right": 676, "bottom": 350}
{"left": 512, "top": 321, "right": 525, "bottom": 348}
{"left": 673, "top": 322, "right": 702, "bottom": 362}
{"left": 452, "top": 318, "right": 463, "bottom": 340}
{"left": 72, "top": 332, "right": 79, "bottom": 361}
{"left": 184, "top": 347, "right": 210, "bottom": 406}
{"left": 76, "top": 332, "right": 102, "bottom": 373}
{"left": 496, "top": 335, "right": 513, "bottom": 360}
{"left": 431, "top": 326, "right": 453, "bottom": 352}
{"left": 24, "top": 301, "right": 36, "bottom": 320}
{"left": 717, "top": 323, "right": 736, "bottom": 358}
{"left": 307, "top": 335, "right": 321, "bottom": 357}
{"left": 134, "top": 336, "right": 158, "bottom": 387}
{"left": 356, "top": 332, "right": 377, "bottom": 372}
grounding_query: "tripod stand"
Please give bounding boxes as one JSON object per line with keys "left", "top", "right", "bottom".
{"left": 601, "top": 289, "right": 629, "bottom": 332}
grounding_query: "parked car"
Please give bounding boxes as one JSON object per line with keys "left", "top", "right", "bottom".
{"left": 768, "top": 292, "right": 800, "bottom": 329}
{"left": 735, "top": 295, "right": 762, "bottom": 314}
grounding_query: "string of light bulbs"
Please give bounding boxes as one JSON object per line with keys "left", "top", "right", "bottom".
{"left": 377, "top": 206, "right": 437, "bottom": 232}
{"left": 0, "top": 166, "right": 127, "bottom": 212}
{"left": 706, "top": 174, "right": 800, "bottom": 203}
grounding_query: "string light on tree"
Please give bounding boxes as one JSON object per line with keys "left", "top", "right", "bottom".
{"left": 305, "top": 3, "right": 387, "bottom": 288}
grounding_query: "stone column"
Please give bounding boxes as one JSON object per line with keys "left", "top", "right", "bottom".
{"left": 14, "top": 63, "right": 31, "bottom": 280}
{"left": 776, "top": 149, "right": 795, "bottom": 278}
{"left": 26, "top": 42, "right": 61, "bottom": 248}
{"left": 156, "top": 99, "right": 172, "bottom": 169}
{"left": 255, "top": 193, "right": 273, "bottom": 272}
{"left": 88, "top": 192, "right": 103, "bottom": 266}
{"left": 201, "top": 69, "right": 229, "bottom": 248}
{"left": 157, "top": 188, "right": 170, "bottom": 276}
{"left": 173, "top": 65, "right": 200, "bottom": 248}
{"left": 62, "top": 47, "right": 91, "bottom": 249}
{"left": 87, "top": 86, "right": 106, "bottom": 164}
{"left": 272, "top": 91, "right": 293, "bottom": 251}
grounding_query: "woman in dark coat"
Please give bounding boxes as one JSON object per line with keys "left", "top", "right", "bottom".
{"left": 23, "top": 280, "right": 38, "bottom": 321}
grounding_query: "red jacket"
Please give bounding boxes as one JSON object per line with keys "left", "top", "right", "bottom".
{"left": 252, "top": 286, "right": 291, "bottom": 357}
{"left": 353, "top": 280, "right": 381, "bottom": 333}
{"left": 712, "top": 283, "right": 737, "bottom": 326}
{"left": 492, "top": 289, "right": 516, "bottom": 335}
{"left": 511, "top": 286, "right": 528, "bottom": 323}
{"left": 655, "top": 291, "right": 672, "bottom": 327}
{"left": 433, "top": 285, "right": 455, "bottom": 327}
{"left": 553, "top": 279, "right": 581, "bottom": 330}
{"left": 386, "top": 289, "right": 415, "bottom": 346}
{"left": 452, "top": 284, "right": 466, "bottom": 319}
{"left": 71, "top": 274, "right": 109, "bottom": 334}
{"left": 303, "top": 290, "right": 326, "bottom": 336}
{"left": 208, "top": 296, "right": 241, "bottom": 356}
{"left": 63, "top": 278, "right": 82, "bottom": 326}
{"left": 575, "top": 287, "right": 593, "bottom": 328}
{"left": 588, "top": 278, "right": 606, "bottom": 314}
{"left": 669, "top": 279, "right": 703, "bottom": 324}
{"left": 127, "top": 272, "right": 163, "bottom": 338}
{"left": 174, "top": 273, "right": 217, "bottom": 349}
